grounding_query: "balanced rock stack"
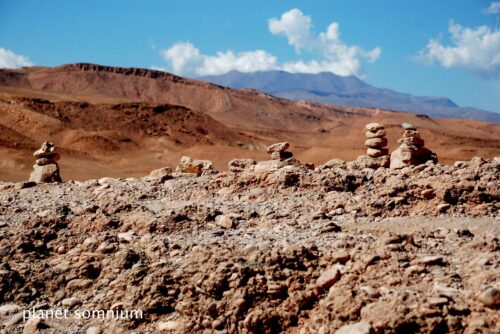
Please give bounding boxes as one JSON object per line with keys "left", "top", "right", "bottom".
{"left": 390, "top": 123, "right": 438, "bottom": 169}
{"left": 254, "top": 142, "right": 303, "bottom": 172}
{"left": 267, "top": 142, "right": 293, "bottom": 161}
{"left": 29, "top": 141, "right": 62, "bottom": 183}
{"left": 365, "top": 123, "right": 388, "bottom": 158}
{"left": 349, "top": 123, "right": 390, "bottom": 169}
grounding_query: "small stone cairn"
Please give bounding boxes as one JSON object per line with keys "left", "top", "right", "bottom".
{"left": 365, "top": 123, "right": 388, "bottom": 158}
{"left": 254, "top": 142, "right": 303, "bottom": 172}
{"left": 267, "top": 142, "right": 293, "bottom": 161}
{"left": 29, "top": 141, "right": 62, "bottom": 183}
{"left": 390, "top": 123, "right": 437, "bottom": 169}
{"left": 349, "top": 123, "right": 390, "bottom": 169}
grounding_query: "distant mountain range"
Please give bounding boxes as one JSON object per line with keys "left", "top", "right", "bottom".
{"left": 199, "top": 70, "right": 500, "bottom": 123}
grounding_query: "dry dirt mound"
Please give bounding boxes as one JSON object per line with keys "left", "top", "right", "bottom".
{"left": 0, "top": 158, "right": 498, "bottom": 333}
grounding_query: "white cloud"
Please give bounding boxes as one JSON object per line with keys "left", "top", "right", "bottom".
{"left": 159, "top": 8, "right": 381, "bottom": 77}
{"left": 268, "top": 8, "right": 313, "bottom": 52}
{"left": 160, "top": 42, "right": 277, "bottom": 76}
{"left": 484, "top": 1, "right": 500, "bottom": 14}
{"left": 417, "top": 22, "right": 500, "bottom": 79}
{"left": 0, "top": 48, "right": 33, "bottom": 68}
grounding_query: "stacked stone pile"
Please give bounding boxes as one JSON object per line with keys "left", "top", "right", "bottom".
{"left": 349, "top": 123, "right": 390, "bottom": 169}
{"left": 267, "top": 142, "right": 293, "bottom": 161}
{"left": 254, "top": 142, "right": 304, "bottom": 172}
{"left": 365, "top": 123, "right": 389, "bottom": 158}
{"left": 390, "top": 123, "right": 437, "bottom": 169}
{"left": 29, "top": 141, "right": 62, "bottom": 183}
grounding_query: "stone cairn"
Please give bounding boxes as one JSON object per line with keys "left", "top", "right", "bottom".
{"left": 267, "top": 142, "right": 293, "bottom": 161}
{"left": 390, "top": 123, "right": 437, "bottom": 169}
{"left": 349, "top": 123, "right": 390, "bottom": 169}
{"left": 365, "top": 123, "right": 388, "bottom": 158}
{"left": 29, "top": 141, "right": 62, "bottom": 183}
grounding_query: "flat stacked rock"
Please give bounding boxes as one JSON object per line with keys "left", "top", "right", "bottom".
{"left": 255, "top": 142, "right": 302, "bottom": 172}
{"left": 29, "top": 141, "right": 62, "bottom": 183}
{"left": 267, "top": 142, "right": 293, "bottom": 161}
{"left": 349, "top": 123, "right": 390, "bottom": 169}
{"left": 365, "top": 123, "right": 388, "bottom": 158}
{"left": 390, "top": 123, "right": 438, "bottom": 169}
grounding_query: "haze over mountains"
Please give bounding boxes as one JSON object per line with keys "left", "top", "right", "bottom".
{"left": 0, "top": 63, "right": 499, "bottom": 181}
{"left": 199, "top": 70, "right": 500, "bottom": 123}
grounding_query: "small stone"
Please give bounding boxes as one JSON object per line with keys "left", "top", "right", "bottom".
{"left": 365, "top": 137, "right": 388, "bottom": 148}
{"left": 366, "top": 148, "right": 388, "bottom": 158}
{"left": 437, "top": 203, "right": 451, "bottom": 213}
{"left": 335, "top": 321, "right": 373, "bottom": 334}
{"left": 33, "top": 141, "right": 57, "bottom": 158}
{"left": 365, "top": 129, "right": 386, "bottom": 138}
{"left": 158, "top": 320, "right": 179, "bottom": 331}
{"left": 4, "top": 312, "right": 24, "bottom": 327}
{"left": 23, "top": 317, "right": 44, "bottom": 334}
{"left": 477, "top": 287, "right": 500, "bottom": 307}
{"left": 428, "top": 297, "right": 449, "bottom": 307}
{"left": 86, "top": 326, "right": 102, "bottom": 334}
{"left": 365, "top": 123, "right": 384, "bottom": 131}
{"left": 316, "top": 267, "right": 341, "bottom": 290}
{"left": 0, "top": 304, "right": 22, "bottom": 316}
{"left": 421, "top": 189, "right": 435, "bottom": 199}
{"left": 411, "top": 255, "right": 444, "bottom": 266}
{"left": 402, "top": 122, "right": 416, "bottom": 130}
{"left": 215, "top": 214, "right": 239, "bottom": 229}
{"left": 61, "top": 297, "right": 81, "bottom": 308}
{"left": 399, "top": 136, "right": 425, "bottom": 146}
{"left": 212, "top": 319, "right": 224, "bottom": 330}
{"left": 35, "top": 153, "right": 60, "bottom": 166}
{"left": 56, "top": 261, "right": 71, "bottom": 272}
{"left": 66, "top": 279, "right": 93, "bottom": 291}
{"left": 266, "top": 142, "right": 290, "bottom": 153}
{"left": 331, "top": 250, "right": 351, "bottom": 264}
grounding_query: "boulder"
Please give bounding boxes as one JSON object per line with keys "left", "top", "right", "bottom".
{"left": 29, "top": 164, "right": 62, "bottom": 183}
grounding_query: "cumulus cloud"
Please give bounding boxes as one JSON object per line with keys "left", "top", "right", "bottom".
{"left": 159, "top": 8, "right": 381, "bottom": 77}
{"left": 484, "top": 1, "right": 500, "bottom": 14}
{"left": 160, "top": 42, "right": 277, "bottom": 76}
{"left": 0, "top": 48, "right": 33, "bottom": 68}
{"left": 417, "top": 22, "right": 500, "bottom": 79}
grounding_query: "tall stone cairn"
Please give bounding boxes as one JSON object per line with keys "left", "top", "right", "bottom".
{"left": 365, "top": 123, "right": 388, "bottom": 158}
{"left": 29, "top": 141, "right": 62, "bottom": 183}
{"left": 390, "top": 123, "right": 437, "bottom": 169}
{"left": 348, "top": 123, "right": 390, "bottom": 169}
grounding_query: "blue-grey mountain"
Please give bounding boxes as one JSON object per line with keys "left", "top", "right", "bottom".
{"left": 199, "top": 71, "right": 500, "bottom": 123}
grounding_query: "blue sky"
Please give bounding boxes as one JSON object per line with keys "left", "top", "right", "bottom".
{"left": 0, "top": 0, "right": 499, "bottom": 113}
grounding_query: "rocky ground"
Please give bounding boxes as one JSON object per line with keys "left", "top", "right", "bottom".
{"left": 0, "top": 157, "right": 499, "bottom": 333}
